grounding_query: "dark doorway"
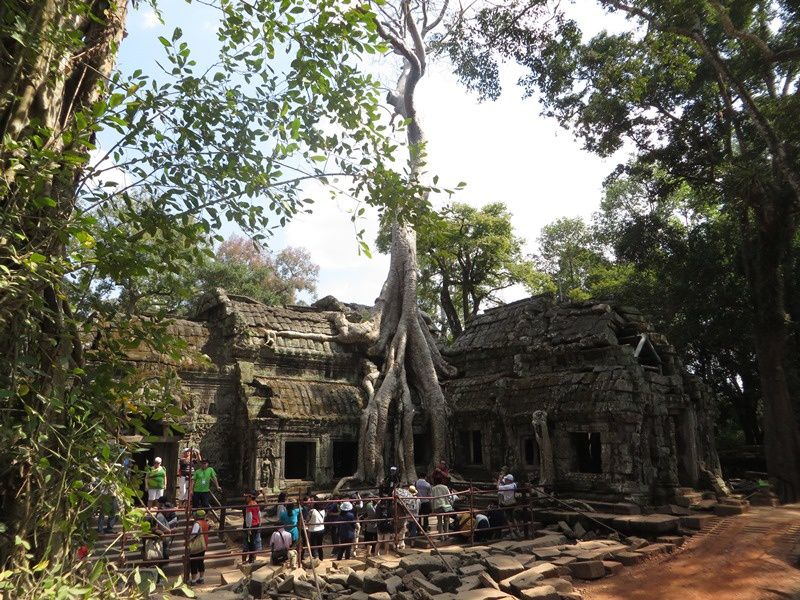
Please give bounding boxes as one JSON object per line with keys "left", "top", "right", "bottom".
{"left": 413, "top": 433, "right": 431, "bottom": 468}
{"left": 569, "top": 432, "right": 602, "bottom": 473}
{"left": 457, "top": 430, "right": 483, "bottom": 465}
{"left": 332, "top": 440, "right": 358, "bottom": 477}
{"left": 522, "top": 437, "right": 538, "bottom": 466}
{"left": 284, "top": 441, "right": 315, "bottom": 479}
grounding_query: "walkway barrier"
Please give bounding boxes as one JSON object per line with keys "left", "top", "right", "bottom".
{"left": 93, "top": 482, "right": 547, "bottom": 582}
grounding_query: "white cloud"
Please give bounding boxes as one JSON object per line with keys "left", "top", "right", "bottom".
{"left": 141, "top": 9, "right": 161, "bottom": 30}
{"left": 281, "top": 185, "right": 390, "bottom": 305}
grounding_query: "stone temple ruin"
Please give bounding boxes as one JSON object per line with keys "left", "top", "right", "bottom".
{"left": 129, "top": 289, "right": 723, "bottom": 505}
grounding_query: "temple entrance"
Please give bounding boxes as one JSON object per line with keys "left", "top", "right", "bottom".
{"left": 284, "top": 441, "right": 315, "bottom": 480}
{"left": 569, "top": 431, "right": 602, "bottom": 473}
{"left": 413, "top": 433, "right": 431, "bottom": 470}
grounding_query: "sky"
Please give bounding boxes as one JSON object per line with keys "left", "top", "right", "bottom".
{"left": 112, "top": 1, "right": 630, "bottom": 306}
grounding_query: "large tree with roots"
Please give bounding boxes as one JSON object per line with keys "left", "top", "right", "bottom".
{"left": 335, "top": 0, "right": 459, "bottom": 488}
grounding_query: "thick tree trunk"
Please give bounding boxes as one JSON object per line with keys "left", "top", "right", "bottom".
{"left": 440, "top": 276, "right": 463, "bottom": 337}
{"left": 338, "top": 1, "right": 457, "bottom": 487}
{"left": 740, "top": 196, "right": 800, "bottom": 502}
{"left": 0, "top": 0, "right": 128, "bottom": 568}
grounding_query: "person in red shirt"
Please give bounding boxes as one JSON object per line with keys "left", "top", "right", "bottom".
{"left": 430, "top": 460, "right": 450, "bottom": 486}
{"left": 242, "top": 491, "right": 262, "bottom": 563}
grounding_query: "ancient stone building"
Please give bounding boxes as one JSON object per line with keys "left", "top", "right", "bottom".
{"left": 443, "top": 297, "right": 723, "bottom": 504}
{"left": 128, "top": 290, "right": 723, "bottom": 504}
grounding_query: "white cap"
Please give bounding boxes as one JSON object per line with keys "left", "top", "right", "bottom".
{"left": 390, "top": 466, "right": 397, "bottom": 471}
{"left": 340, "top": 501, "right": 353, "bottom": 511}
{"left": 154, "top": 457, "right": 162, "bottom": 463}
{"left": 504, "top": 474, "right": 513, "bottom": 482}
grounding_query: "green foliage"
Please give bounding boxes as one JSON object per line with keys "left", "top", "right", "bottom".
{"left": 534, "top": 216, "right": 607, "bottom": 302}
{"left": 386, "top": 201, "right": 539, "bottom": 337}
{"left": 0, "top": 0, "right": 400, "bottom": 593}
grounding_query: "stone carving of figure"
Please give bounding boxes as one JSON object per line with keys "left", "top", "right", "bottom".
{"left": 259, "top": 447, "right": 276, "bottom": 491}
{"left": 532, "top": 410, "right": 555, "bottom": 488}
{"left": 361, "top": 359, "right": 380, "bottom": 406}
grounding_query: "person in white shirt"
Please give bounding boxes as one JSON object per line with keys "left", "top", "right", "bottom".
{"left": 306, "top": 500, "right": 326, "bottom": 560}
{"left": 430, "top": 483, "right": 452, "bottom": 535}
{"left": 497, "top": 473, "right": 520, "bottom": 538}
{"left": 269, "top": 523, "right": 297, "bottom": 568}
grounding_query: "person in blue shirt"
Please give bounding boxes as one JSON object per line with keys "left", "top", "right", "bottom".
{"left": 335, "top": 501, "right": 357, "bottom": 559}
{"left": 279, "top": 499, "right": 299, "bottom": 542}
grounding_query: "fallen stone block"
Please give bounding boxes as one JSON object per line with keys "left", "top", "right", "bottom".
{"left": 539, "top": 578, "right": 574, "bottom": 594}
{"left": 276, "top": 575, "right": 295, "bottom": 594}
{"left": 347, "top": 570, "right": 364, "bottom": 590}
{"left": 610, "top": 551, "right": 644, "bottom": 566}
{"left": 714, "top": 503, "right": 747, "bottom": 516}
{"left": 403, "top": 572, "right": 443, "bottom": 596}
{"left": 552, "top": 556, "right": 576, "bottom": 567}
{"left": 457, "top": 575, "right": 481, "bottom": 592}
{"left": 656, "top": 535, "right": 685, "bottom": 546}
{"left": 460, "top": 563, "right": 487, "bottom": 576}
{"left": 458, "top": 590, "right": 516, "bottom": 600}
{"left": 532, "top": 547, "right": 562, "bottom": 561}
{"left": 384, "top": 574, "right": 403, "bottom": 594}
{"left": 431, "top": 572, "right": 461, "bottom": 593}
{"left": 484, "top": 555, "right": 525, "bottom": 581}
{"left": 519, "top": 585, "right": 559, "bottom": 600}
{"left": 479, "top": 571, "right": 500, "bottom": 590}
{"left": 569, "top": 560, "right": 606, "bottom": 580}
{"left": 335, "top": 559, "right": 367, "bottom": 571}
{"left": 680, "top": 513, "right": 717, "bottom": 530}
{"left": 399, "top": 554, "right": 450, "bottom": 576}
{"left": 636, "top": 543, "right": 674, "bottom": 557}
{"left": 362, "top": 569, "right": 387, "bottom": 594}
{"left": 612, "top": 514, "right": 679, "bottom": 535}
{"left": 368, "top": 593, "right": 392, "bottom": 600}
{"left": 602, "top": 560, "right": 623, "bottom": 575}
{"left": 293, "top": 579, "right": 317, "bottom": 599}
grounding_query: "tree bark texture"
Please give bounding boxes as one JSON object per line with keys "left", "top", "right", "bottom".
{"left": 338, "top": 0, "right": 455, "bottom": 488}
{"left": 0, "top": 0, "right": 128, "bottom": 566}
{"left": 740, "top": 191, "right": 800, "bottom": 502}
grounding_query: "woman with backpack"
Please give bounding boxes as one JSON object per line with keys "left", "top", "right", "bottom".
{"left": 187, "top": 510, "right": 209, "bottom": 585}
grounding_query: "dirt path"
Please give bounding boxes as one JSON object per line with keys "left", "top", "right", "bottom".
{"left": 579, "top": 505, "right": 800, "bottom": 600}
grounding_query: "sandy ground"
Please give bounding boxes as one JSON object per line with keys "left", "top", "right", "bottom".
{"left": 579, "top": 505, "right": 800, "bottom": 600}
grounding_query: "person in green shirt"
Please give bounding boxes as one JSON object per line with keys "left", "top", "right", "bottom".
{"left": 192, "top": 459, "right": 220, "bottom": 509}
{"left": 147, "top": 457, "right": 166, "bottom": 507}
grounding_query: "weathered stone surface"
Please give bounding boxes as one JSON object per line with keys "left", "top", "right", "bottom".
{"left": 430, "top": 572, "right": 461, "bottom": 593}
{"left": 504, "top": 568, "right": 545, "bottom": 595}
{"left": 457, "top": 590, "right": 515, "bottom": 600}
{"left": 539, "top": 578, "right": 574, "bottom": 594}
{"left": 457, "top": 575, "right": 481, "bottom": 592}
{"left": 399, "top": 553, "right": 452, "bottom": 575}
{"left": 346, "top": 570, "right": 364, "bottom": 590}
{"left": 485, "top": 555, "right": 526, "bottom": 581}
{"left": 384, "top": 574, "right": 403, "bottom": 594}
{"left": 403, "top": 572, "right": 443, "bottom": 596}
{"left": 479, "top": 571, "right": 501, "bottom": 590}
{"left": 552, "top": 556, "right": 577, "bottom": 566}
{"left": 368, "top": 593, "right": 392, "bottom": 600}
{"left": 611, "top": 551, "right": 645, "bottom": 566}
{"left": 680, "top": 514, "right": 717, "bottom": 530}
{"left": 636, "top": 543, "right": 674, "bottom": 557}
{"left": 612, "top": 514, "right": 679, "bottom": 535}
{"left": 532, "top": 547, "right": 561, "bottom": 560}
{"left": 293, "top": 579, "right": 316, "bottom": 599}
{"left": 519, "top": 585, "right": 559, "bottom": 600}
{"left": 361, "top": 569, "right": 386, "bottom": 594}
{"left": 569, "top": 560, "right": 606, "bottom": 580}
{"left": 602, "top": 560, "right": 624, "bottom": 575}
{"left": 460, "top": 563, "right": 487, "bottom": 576}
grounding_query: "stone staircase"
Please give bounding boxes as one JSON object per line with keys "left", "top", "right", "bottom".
{"left": 90, "top": 514, "right": 237, "bottom": 577}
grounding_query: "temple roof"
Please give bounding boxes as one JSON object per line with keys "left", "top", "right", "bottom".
{"left": 447, "top": 297, "right": 634, "bottom": 354}
{"left": 249, "top": 376, "right": 364, "bottom": 420}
